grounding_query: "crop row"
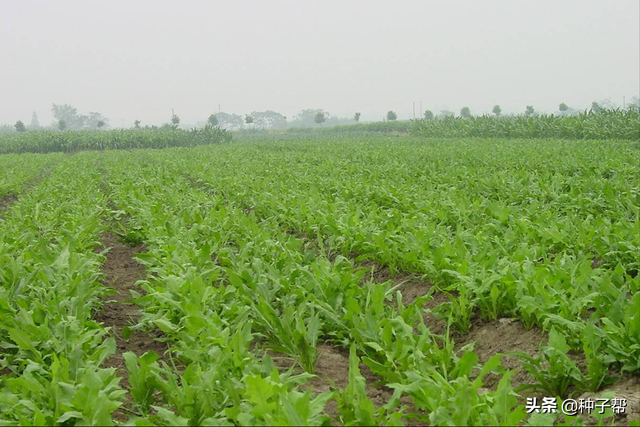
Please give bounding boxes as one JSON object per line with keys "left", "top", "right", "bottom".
{"left": 411, "top": 109, "right": 640, "bottom": 140}
{"left": 0, "top": 154, "right": 122, "bottom": 425}
{"left": 0, "top": 127, "right": 231, "bottom": 155}
{"left": 93, "top": 149, "right": 542, "bottom": 425}
{"left": 148, "top": 137, "right": 639, "bottom": 378}
{"left": 0, "top": 135, "right": 637, "bottom": 425}
{"left": 0, "top": 154, "right": 62, "bottom": 199}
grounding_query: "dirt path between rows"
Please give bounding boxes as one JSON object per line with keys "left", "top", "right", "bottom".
{"left": 95, "top": 232, "right": 169, "bottom": 420}
{"left": 0, "top": 193, "right": 18, "bottom": 218}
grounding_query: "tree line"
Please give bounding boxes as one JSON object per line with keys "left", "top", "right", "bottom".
{"left": 4, "top": 97, "right": 639, "bottom": 133}
{"left": 9, "top": 104, "right": 109, "bottom": 133}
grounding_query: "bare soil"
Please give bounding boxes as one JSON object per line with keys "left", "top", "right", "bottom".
{"left": 94, "top": 232, "right": 168, "bottom": 420}
{"left": 455, "top": 317, "right": 546, "bottom": 390}
{"left": 268, "top": 343, "right": 396, "bottom": 422}
{"left": 577, "top": 375, "right": 640, "bottom": 425}
{"left": 0, "top": 193, "right": 18, "bottom": 219}
{"left": 310, "top": 343, "right": 393, "bottom": 403}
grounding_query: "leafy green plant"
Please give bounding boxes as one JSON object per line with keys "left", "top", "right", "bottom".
{"left": 251, "top": 299, "right": 322, "bottom": 374}
{"left": 335, "top": 345, "right": 401, "bottom": 426}
{"left": 511, "top": 327, "right": 587, "bottom": 398}
{"left": 435, "top": 288, "right": 476, "bottom": 333}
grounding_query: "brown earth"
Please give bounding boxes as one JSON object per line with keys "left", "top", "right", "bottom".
{"left": 0, "top": 193, "right": 18, "bottom": 219}
{"left": 94, "top": 232, "right": 169, "bottom": 420}
{"left": 268, "top": 343, "right": 397, "bottom": 423}
{"left": 309, "top": 343, "right": 392, "bottom": 404}
{"left": 455, "top": 317, "right": 547, "bottom": 391}
{"left": 576, "top": 375, "right": 640, "bottom": 426}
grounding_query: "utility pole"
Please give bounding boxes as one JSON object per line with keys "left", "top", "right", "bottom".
{"left": 218, "top": 104, "right": 221, "bottom": 113}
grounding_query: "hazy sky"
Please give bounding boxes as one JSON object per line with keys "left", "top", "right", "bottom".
{"left": 1, "top": 0, "right": 638, "bottom": 126}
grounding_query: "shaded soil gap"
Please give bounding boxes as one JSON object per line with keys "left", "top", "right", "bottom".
{"left": 0, "top": 193, "right": 18, "bottom": 218}
{"left": 95, "top": 166, "right": 171, "bottom": 419}
{"left": 95, "top": 233, "right": 169, "bottom": 419}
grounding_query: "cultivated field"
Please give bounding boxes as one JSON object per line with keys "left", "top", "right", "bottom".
{"left": 0, "top": 134, "right": 638, "bottom": 425}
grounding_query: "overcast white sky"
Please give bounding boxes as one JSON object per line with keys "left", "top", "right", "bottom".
{"left": 1, "top": 0, "right": 638, "bottom": 126}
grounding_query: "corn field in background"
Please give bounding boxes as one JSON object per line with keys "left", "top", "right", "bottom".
{"left": 0, "top": 126, "right": 232, "bottom": 154}
{"left": 411, "top": 108, "right": 640, "bottom": 140}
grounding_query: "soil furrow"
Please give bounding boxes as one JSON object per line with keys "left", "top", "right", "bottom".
{"left": 95, "top": 232, "right": 169, "bottom": 420}
{"left": 0, "top": 193, "right": 18, "bottom": 218}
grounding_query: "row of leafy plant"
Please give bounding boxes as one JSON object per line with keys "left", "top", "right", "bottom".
{"left": 0, "top": 153, "right": 62, "bottom": 199}
{"left": 282, "top": 120, "right": 412, "bottom": 135}
{"left": 1, "top": 134, "right": 636, "bottom": 425}
{"left": 0, "top": 154, "right": 123, "bottom": 425}
{"left": 0, "top": 126, "right": 231, "bottom": 154}
{"left": 153, "top": 137, "right": 639, "bottom": 381}
{"left": 96, "top": 150, "right": 550, "bottom": 425}
{"left": 411, "top": 108, "right": 640, "bottom": 140}
{"left": 145, "top": 137, "right": 636, "bottom": 424}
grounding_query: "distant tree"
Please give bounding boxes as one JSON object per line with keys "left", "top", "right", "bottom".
{"left": 86, "top": 112, "right": 108, "bottom": 129}
{"left": 244, "top": 114, "right": 254, "bottom": 125}
{"left": 558, "top": 102, "right": 569, "bottom": 113}
{"left": 438, "top": 110, "right": 455, "bottom": 118}
{"left": 0, "top": 124, "right": 14, "bottom": 133}
{"left": 354, "top": 112, "right": 361, "bottom": 122}
{"left": 207, "top": 114, "right": 218, "bottom": 126}
{"left": 590, "top": 102, "right": 602, "bottom": 113}
{"left": 52, "top": 104, "right": 85, "bottom": 129}
{"left": 252, "top": 111, "right": 287, "bottom": 129}
{"left": 291, "top": 109, "right": 329, "bottom": 127}
{"left": 30, "top": 112, "right": 40, "bottom": 129}
{"left": 314, "top": 111, "right": 326, "bottom": 125}
{"left": 492, "top": 105, "right": 502, "bottom": 116}
{"left": 216, "top": 112, "right": 244, "bottom": 130}
{"left": 386, "top": 110, "right": 397, "bottom": 121}
{"left": 171, "top": 113, "right": 180, "bottom": 126}
{"left": 460, "top": 106, "right": 471, "bottom": 119}
{"left": 97, "top": 120, "right": 105, "bottom": 129}
{"left": 58, "top": 119, "right": 67, "bottom": 131}
{"left": 134, "top": 120, "right": 141, "bottom": 129}
{"left": 14, "top": 120, "right": 26, "bottom": 132}
{"left": 51, "top": 104, "right": 108, "bottom": 130}
{"left": 423, "top": 110, "right": 434, "bottom": 120}
{"left": 525, "top": 105, "right": 535, "bottom": 116}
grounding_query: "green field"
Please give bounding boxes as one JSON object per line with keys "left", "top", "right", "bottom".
{"left": 0, "top": 134, "right": 638, "bottom": 425}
